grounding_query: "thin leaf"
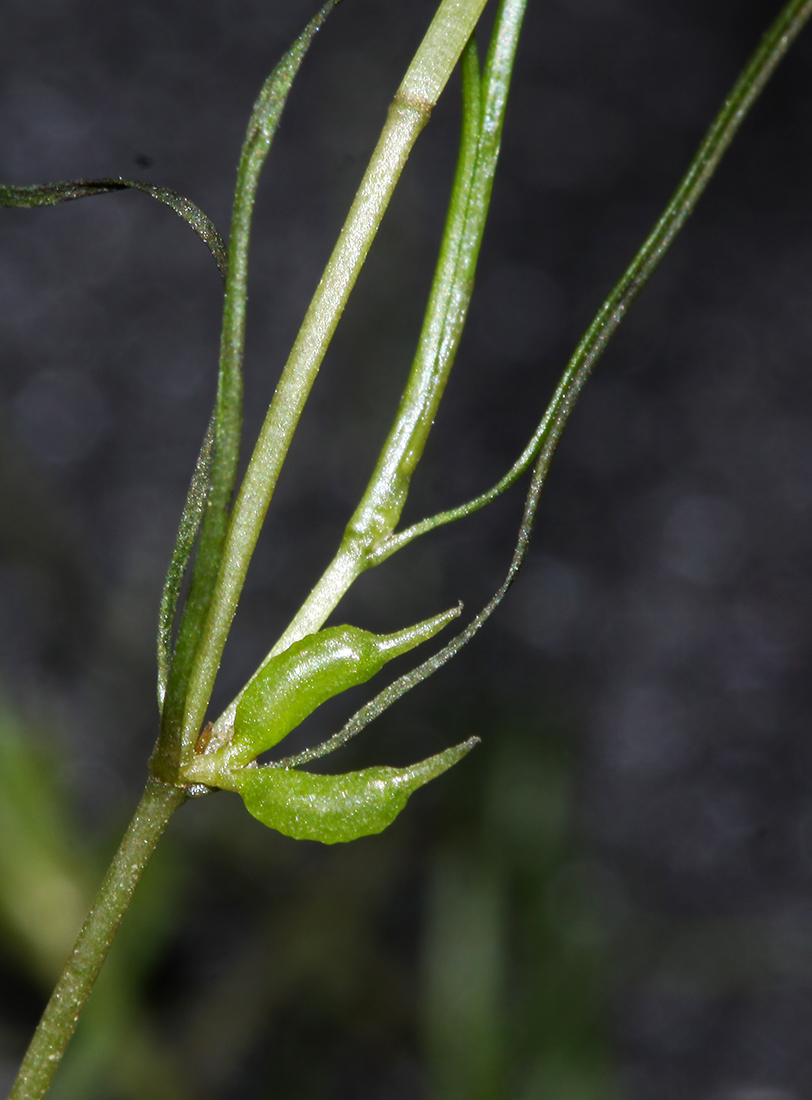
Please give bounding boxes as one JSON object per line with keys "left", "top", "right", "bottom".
{"left": 0, "top": 179, "right": 228, "bottom": 280}
{"left": 357, "top": 0, "right": 526, "bottom": 538}
{"left": 157, "top": 418, "right": 215, "bottom": 710}
{"left": 154, "top": 0, "right": 341, "bottom": 776}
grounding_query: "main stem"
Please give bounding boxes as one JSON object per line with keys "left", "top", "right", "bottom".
{"left": 8, "top": 778, "right": 186, "bottom": 1100}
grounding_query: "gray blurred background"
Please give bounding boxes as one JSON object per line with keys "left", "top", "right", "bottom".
{"left": 2, "top": 0, "right": 812, "bottom": 1097}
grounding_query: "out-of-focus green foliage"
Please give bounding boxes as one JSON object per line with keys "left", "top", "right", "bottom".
{"left": 424, "top": 720, "right": 618, "bottom": 1100}
{"left": 0, "top": 703, "right": 88, "bottom": 985}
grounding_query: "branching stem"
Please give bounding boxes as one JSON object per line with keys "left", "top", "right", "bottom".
{"left": 9, "top": 2, "right": 812, "bottom": 1097}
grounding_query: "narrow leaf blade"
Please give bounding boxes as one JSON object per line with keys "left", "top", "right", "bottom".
{"left": 0, "top": 179, "right": 228, "bottom": 280}
{"left": 157, "top": 0, "right": 343, "bottom": 772}
{"left": 157, "top": 419, "right": 215, "bottom": 709}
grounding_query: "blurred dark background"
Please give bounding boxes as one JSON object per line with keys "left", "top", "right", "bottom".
{"left": 2, "top": 0, "right": 812, "bottom": 1097}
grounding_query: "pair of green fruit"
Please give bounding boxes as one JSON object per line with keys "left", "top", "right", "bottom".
{"left": 180, "top": 609, "right": 475, "bottom": 843}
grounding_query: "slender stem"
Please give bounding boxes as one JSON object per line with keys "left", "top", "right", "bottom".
{"left": 8, "top": 779, "right": 186, "bottom": 1100}
{"left": 375, "top": 0, "right": 812, "bottom": 561}
{"left": 183, "top": 0, "right": 490, "bottom": 759}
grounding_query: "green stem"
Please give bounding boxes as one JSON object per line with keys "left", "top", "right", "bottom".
{"left": 375, "top": 0, "right": 812, "bottom": 560}
{"left": 8, "top": 779, "right": 185, "bottom": 1100}
{"left": 182, "top": 0, "right": 490, "bottom": 759}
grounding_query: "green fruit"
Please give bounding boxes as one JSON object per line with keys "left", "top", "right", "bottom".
{"left": 230, "top": 607, "right": 459, "bottom": 765}
{"left": 221, "top": 738, "right": 477, "bottom": 843}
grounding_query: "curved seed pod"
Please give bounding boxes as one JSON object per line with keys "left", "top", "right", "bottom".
{"left": 229, "top": 607, "right": 460, "bottom": 766}
{"left": 220, "top": 738, "right": 478, "bottom": 843}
